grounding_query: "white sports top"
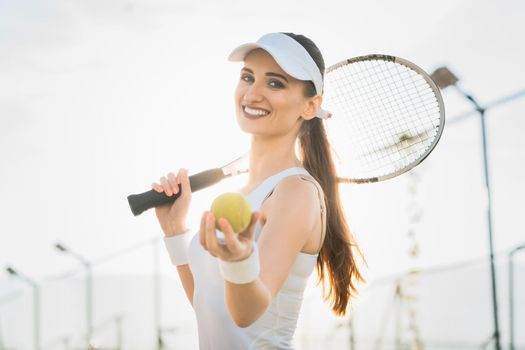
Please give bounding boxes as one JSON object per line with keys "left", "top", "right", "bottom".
{"left": 188, "top": 167, "right": 325, "bottom": 349}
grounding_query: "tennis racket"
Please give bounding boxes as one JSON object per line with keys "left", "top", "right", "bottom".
{"left": 127, "top": 54, "right": 444, "bottom": 216}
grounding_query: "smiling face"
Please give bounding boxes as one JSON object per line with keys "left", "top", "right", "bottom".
{"left": 234, "top": 49, "right": 319, "bottom": 138}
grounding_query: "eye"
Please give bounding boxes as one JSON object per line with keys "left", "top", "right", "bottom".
{"left": 240, "top": 74, "right": 254, "bottom": 83}
{"left": 268, "top": 79, "right": 285, "bottom": 89}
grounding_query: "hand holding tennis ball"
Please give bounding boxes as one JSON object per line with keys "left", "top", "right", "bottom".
{"left": 210, "top": 192, "right": 252, "bottom": 234}
{"left": 203, "top": 192, "right": 258, "bottom": 262}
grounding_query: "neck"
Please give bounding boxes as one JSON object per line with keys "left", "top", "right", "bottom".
{"left": 247, "top": 133, "right": 302, "bottom": 189}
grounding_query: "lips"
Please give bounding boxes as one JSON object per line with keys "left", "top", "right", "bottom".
{"left": 242, "top": 106, "right": 270, "bottom": 119}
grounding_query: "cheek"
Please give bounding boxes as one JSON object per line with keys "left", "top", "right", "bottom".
{"left": 272, "top": 93, "right": 295, "bottom": 111}
{"left": 234, "top": 83, "right": 243, "bottom": 102}
{"left": 275, "top": 94, "right": 304, "bottom": 118}
{"left": 234, "top": 85, "right": 245, "bottom": 111}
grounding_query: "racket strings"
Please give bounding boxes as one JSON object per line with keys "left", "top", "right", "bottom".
{"left": 324, "top": 58, "right": 442, "bottom": 181}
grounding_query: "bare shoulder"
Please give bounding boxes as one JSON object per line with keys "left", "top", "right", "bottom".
{"left": 277, "top": 174, "right": 319, "bottom": 197}
{"left": 263, "top": 175, "right": 324, "bottom": 224}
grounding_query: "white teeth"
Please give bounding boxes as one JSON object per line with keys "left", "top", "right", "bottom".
{"left": 244, "top": 106, "right": 269, "bottom": 116}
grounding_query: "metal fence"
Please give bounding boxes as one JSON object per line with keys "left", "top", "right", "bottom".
{"left": 1, "top": 244, "right": 523, "bottom": 350}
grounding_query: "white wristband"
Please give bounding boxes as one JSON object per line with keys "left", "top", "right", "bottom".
{"left": 163, "top": 230, "right": 192, "bottom": 266}
{"left": 219, "top": 243, "right": 260, "bottom": 284}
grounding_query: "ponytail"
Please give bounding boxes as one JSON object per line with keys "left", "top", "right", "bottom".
{"left": 298, "top": 118, "right": 365, "bottom": 316}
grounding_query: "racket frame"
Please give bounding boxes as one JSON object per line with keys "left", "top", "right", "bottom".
{"left": 326, "top": 54, "right": 445, "bottom": 184}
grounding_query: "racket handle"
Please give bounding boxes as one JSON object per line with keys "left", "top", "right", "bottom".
{"left": 127, "top": 168, "right": 226, "bottom": 216}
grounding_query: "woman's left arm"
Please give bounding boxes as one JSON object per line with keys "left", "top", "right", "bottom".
{"left": 200, "top": 177, "right": 320, "bottom": 327}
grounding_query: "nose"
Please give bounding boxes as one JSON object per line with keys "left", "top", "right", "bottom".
{"left": 243, "top": 81, "right": 264, "bottom": 104}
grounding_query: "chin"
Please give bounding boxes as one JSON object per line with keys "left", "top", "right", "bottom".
{"left": 236, "top": 115, "right": 259, "bottom": 134}
{"left": 236, "top": 116, "right": 273, "bottom": 137}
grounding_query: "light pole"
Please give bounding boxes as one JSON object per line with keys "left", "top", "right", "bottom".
{"left": 5, "top": 266, "right": 41, "bottom": 350}
{"left": 509, "top": 243, "right": 525, "bottom": 350}
{"left": 430, "top": 66, "right": 501, "bottom": 350}
{"left": 54, "top": 242, "right": 94, "bottom": 349}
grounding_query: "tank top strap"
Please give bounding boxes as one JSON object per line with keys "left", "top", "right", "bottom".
{"left": 245, "top": 167, "right": 310, "bottom": 211}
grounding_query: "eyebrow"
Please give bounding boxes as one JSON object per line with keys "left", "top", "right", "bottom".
{"left": 241, "top": 67, "right": 289, "bottom": 83}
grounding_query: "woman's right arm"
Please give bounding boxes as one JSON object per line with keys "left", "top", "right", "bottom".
{"left": 152, "top": 168, "right": 195, "bottom": 305}
{"left": 175, "top": 265, "right": 194, "bottom": 305}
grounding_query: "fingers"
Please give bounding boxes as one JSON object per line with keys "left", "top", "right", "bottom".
{"left": 220, "top": 218, "right": 242, "bottom": 251}
{"left": 198, "top": 211, "right": 259, "bottom": 261}
{"left": 239, "top": 212, "right": 260, "bottom": 241}
{"left": 204, "top": 212, "right": 221, "bottom": 257}
{"left": 178, "top": 168, "right": 192, "bottom": 200}
{"left": 152, "top": 169, "right": 189, "bottom": 197}
{"left": 151, "top": 174, "right": 175, "bottom": 197}
{"left": 199, "top": 211, "right": 208, "bottom": 248}
{"left": 167, "top": 172, "right": 179, "bottom": 196}
{"left": 200, "top": 212, "right": 219, "bottom": 257}
{"left": 151, "top": 182, "right": 163, "bottom": 193}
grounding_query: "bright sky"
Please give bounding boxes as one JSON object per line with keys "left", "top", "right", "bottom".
{"left": 1, "top": 0, "right": 524, "bottom": 347}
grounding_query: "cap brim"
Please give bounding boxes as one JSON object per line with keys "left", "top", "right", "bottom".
{"left": 228, "top": 42, "right": 311, "bottom": 81}
{"left": 228, "top": 43, "right": 262, "bottom": 62}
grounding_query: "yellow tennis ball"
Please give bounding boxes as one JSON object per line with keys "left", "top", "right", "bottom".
{"left": 210, "top": 192, "right": 252, "bottom": 233}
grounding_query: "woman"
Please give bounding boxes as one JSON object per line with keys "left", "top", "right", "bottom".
{"left": 152, "top": 32, "right": 364, "bottom": 349}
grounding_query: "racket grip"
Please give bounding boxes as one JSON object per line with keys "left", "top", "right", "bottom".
{"left": 127, "top": 168, "right": 226, "bottom": 216}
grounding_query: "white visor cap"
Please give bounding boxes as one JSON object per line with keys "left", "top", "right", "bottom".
{"left": 228, "top": 33, "right": 331, "bottom": 120}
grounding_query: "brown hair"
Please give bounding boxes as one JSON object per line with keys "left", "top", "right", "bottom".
{"left": 283, "top": 32, "right": 365, "bottom": 316}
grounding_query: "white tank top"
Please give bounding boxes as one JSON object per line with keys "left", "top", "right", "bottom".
{"left": 188, "top": 167, "right": 324, "bottom": 349}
